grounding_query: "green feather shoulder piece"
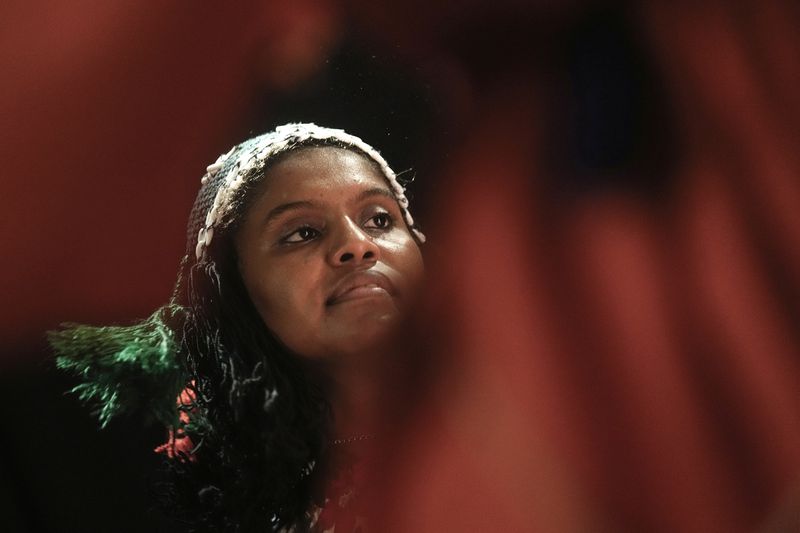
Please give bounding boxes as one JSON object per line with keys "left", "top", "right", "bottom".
{"left": 49, "top": 305, "right": 187, "bottom": 428}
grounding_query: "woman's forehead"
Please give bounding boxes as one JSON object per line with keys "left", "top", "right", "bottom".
{"left": 257, "top": 146, "right": 393, "bottom": 202}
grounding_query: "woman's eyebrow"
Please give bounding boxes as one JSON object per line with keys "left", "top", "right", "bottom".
{"left": 356, "top": 187, "right": 396, "bottom": 203}
{"left": 264, "top": 200, "right": 317, "bottom": 226}
{"left": 263, "top": 187, "right": 396, "bottom": 227}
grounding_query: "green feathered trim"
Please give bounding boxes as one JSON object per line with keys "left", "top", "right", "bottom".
{"left": 49, "top": 305, "right": 187, "bottom": 428}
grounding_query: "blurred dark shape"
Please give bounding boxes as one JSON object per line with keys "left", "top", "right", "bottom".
{"left": 366, "top": 1, "right": 800, "bottom": 532}
{"left": 251, "top": 38, "right": 439, "bottom": 182}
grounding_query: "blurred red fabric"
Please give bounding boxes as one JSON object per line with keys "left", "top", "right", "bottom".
{"left": 0, "top": 0, "right": 340, "bottom": 357}
{"left": 372, "top": 2, "right": 800, "bottom": 532}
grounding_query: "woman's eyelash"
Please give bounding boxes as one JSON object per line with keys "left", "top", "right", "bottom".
{"left": 364, "top": 212, "right": 394, "bottom": 230}
{"left": 280, "top": 225, "right": 321, "bottom": 244}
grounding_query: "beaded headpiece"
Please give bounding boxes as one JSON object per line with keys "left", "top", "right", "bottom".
{"left": 189, "top": 122, "right": 425, "bottom": 263}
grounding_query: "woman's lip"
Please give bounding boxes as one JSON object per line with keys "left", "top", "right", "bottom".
{"left": 327, "top": 284, "right": 392, "bottom": 305}
{"left": 326, "top": 271, "right": 396, "bottom": 306}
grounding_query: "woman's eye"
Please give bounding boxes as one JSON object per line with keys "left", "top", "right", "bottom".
{"left": 364, "top": 212, "right": 393, "bottom": 230}
{"left": 282, "top": 226, "right": 320, "bottom": 244}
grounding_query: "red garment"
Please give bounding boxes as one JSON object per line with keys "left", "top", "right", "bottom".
{"left": 154, "top": 386, "right": 196, "bottom": 461}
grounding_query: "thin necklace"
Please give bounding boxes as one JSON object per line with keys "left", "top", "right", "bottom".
{"left": 332, "top": 434, "right": 376, "bottom": 446}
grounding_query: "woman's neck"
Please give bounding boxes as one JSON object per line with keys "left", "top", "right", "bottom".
{"left": 325, "top": 357, "right": 383, "bottom": 443}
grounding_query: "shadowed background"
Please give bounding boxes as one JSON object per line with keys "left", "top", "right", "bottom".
{"left": 2, "top": 1, "right": 799, "bottom": 531}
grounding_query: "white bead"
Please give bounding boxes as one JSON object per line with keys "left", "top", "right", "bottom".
{"left": 206, "top": 161, "right": 224, "bottom": 175}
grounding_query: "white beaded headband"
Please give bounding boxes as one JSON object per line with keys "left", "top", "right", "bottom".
{"left": 194, "top": 123, "right": 425, "bottom": 261}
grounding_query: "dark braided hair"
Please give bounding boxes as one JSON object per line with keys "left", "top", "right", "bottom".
{"left": 161, "top": 236, "right": 330, "bottom": 531}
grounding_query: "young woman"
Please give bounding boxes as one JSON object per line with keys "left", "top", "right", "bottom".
{"left": 51, "top": 123, "right": 425, "bottom": 531}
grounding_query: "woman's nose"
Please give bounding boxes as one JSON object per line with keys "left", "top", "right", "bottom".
{"left": 328, "top": 218, "right": 380, "bottom": 267}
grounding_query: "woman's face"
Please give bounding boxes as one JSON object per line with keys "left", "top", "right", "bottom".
{"left": 235, "top": 147, "right": 424, "bottom": 361}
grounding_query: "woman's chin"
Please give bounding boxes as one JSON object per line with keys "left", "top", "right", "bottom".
{"left": 324, "top": 310, "right": 402, "bottom": 361}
